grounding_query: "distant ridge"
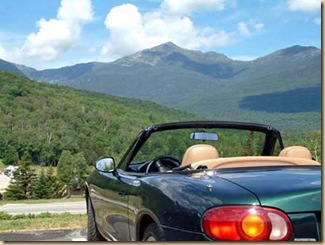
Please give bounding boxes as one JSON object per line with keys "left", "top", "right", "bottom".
{"left": 0, "top": 59, "right": 25, "bottom": 76}
{"left": 0, "top": 42, "right": 321, "bottom": 131}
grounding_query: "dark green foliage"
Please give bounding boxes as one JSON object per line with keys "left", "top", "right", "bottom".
{"left": 56, "top": 151, "right": 93, "bottom": 193}
{"left": 2, "top": 145, "right": 19, "bottom": 165}
{"left": 239, "top": 86, "right": 321, "bottom": 113}
{"left": 33, "top": 170, "right": 52, "bottom": 199}
{"left": 33, "top": 167, "right": 67, "bottom": 199}
{"left": 0, "top": 71, "right": 194, "bottom": 167}
{"left": 0, "top": 69, "right": 320, "bottom": 176}
{"left": 4, "top": 157, "right": 37, "bottom": 200}
{"left": 46, "top": 167, "right": 67, "bottom": 199}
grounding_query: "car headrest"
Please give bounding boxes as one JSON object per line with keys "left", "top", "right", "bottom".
{"left": 279, "top": 146, "right": 312, "bottom": 159}
{"left": 181, "top": 144, "right": 219, "bottom": 166}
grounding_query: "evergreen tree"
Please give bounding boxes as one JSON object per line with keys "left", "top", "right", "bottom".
{"left": 57, "top": 150, "right": 89, "bottom": 195}
{"left": 46, "top": 167, "right": 67, "bottom": 199}
{"left": 57, "top": 150, "right": 74, "bottom": 195}
{"left": 33, "top": 167, "right": 68, "bottom": 199}
{"left": 71, "top": 152, "right": 89, "bottom": 190}
{"left": 3, "top": 145, "right": 19, "bottom": 165}
{"left": 33, "top": 170, "right": 52, "bottom": 199}
{"left": 4, "top": 154, "right": 37, "bottom": 200}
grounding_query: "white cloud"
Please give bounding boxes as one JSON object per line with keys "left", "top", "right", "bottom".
{"left": 237, "top": 20, "right": 264, "bottom": 37}
{"left": 160, "top": 0, "right": 236, "bottom": 15}
{"left": 101, "top": 2, "right": 236, "bottom": 60}
{"left": 238, "top": 22, "right": 250, "bottom": 36}
{"left": 101, "top": 4, "right": 144, "bottom": 58}
{"left": 287, "top": 0, "right": 320, "bottom": 13}
{"left": 57, "top": 0, "right": 93, "bottom": 23}
{"left": 252, "top": 22, "right": 264, "bottom": 31}
{"left": 3, "top": 0, "right": 93, "bottom": 63}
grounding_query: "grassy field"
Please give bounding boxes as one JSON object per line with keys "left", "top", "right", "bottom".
{"left": 0, "top": 196, "right": 84, "bottom": 205}
{"left": 0, "top": 196, "right": 86, "bottom": 232}
{"left": 0, "top": 212, "right": 86, "bottom": 232}
{"left": 0, "top": 163, "right": 60, "bottom": 176}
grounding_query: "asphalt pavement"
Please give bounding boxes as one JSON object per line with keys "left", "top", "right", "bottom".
{"left": 0, "top": 228, "right": 87, "bottom": 241}
{"left": 0, "top": 201, "right": 86, "bottom": 215}
{"left": 0, "top": 201, "right": 87, "bottom": 241}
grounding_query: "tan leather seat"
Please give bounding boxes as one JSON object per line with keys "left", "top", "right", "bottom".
{"left": 279, "top": 146, "right": 312, "bottom": 159}
{"left": 181, "top": 144, "right": 219, "bottom": 166}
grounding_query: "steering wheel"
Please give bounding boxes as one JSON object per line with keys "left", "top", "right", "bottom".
{"left": 145, "top": 156, "right": 181, "bottom": 173}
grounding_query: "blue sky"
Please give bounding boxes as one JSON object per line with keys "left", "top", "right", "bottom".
{"left": 0, "top": 0, "right": 321, "bottom": 70}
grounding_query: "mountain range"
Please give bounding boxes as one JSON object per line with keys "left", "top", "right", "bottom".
{"left": 0, "top": 42, "right": 321, "bottom": 131}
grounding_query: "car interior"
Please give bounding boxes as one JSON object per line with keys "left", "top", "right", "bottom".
{"left": 126, "top": 128, "right": 320, "bottom": 174}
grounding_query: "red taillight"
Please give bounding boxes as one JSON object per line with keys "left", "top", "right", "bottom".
{"left": 202, "top": 206, "right": 293, "bottom": 241}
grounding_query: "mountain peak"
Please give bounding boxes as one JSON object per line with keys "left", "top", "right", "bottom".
{"left": 269, "top": 45, "right": 320, "bottom": 58}
{"left": 152, "top": 41, "right": 181, "bottom": 51}
{"left": 279, "top": 45, "right": 319, "bottom": 56}
{"left": 113, "top": 42, "right": 184, "bottom": 66}
{"left": 114, "top": 42, "right": 231, "bottom": 67}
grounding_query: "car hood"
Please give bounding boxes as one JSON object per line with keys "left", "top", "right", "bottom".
{"left": 216, "top": 166, "right": 321, "bottom": 213}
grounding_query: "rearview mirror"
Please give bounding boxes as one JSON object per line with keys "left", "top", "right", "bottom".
{"left": 96, "top": 157, "right": 116, "bottom": 172}
{"left": 190, "top": 132, "right": 218, "bottom": 141}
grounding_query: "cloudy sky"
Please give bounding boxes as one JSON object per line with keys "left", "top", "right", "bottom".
{"left": 0, "top": 0, "right": 321, "bottom": 70}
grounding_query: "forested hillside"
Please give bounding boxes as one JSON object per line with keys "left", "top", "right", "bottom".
{"left": 0, "top": 71, "right": 195, "bottom": 167}
{"left": 0, "top": 71, "right": 321, "bottom": 169}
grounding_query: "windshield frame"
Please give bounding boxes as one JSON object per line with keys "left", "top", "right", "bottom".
{"left": 117, "top": 121, "right": 284, "bottom": 171}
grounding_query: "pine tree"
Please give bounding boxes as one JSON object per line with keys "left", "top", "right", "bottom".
{"left": 46, "top": 167, "right": 67, "bottom": 199}
{"left": 4, "top": 154, "right": 37, "bottom": 200}
{"left": 33, "top": 170, "right": 52, "bottom": 199}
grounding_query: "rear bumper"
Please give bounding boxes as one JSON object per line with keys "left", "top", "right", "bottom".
{"left": 289, "top": 212, "right": 322, "bottom": 241}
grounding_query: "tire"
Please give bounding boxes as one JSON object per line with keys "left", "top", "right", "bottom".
{"left": 142, "top": 223, "right": 166, "bottom": 241}
{"left": 87, "top": 198, "right": 105, "bottom": 241}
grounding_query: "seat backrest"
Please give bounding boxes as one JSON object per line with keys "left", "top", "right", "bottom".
{"left": 279, "top": 146, "right": 312, "bottom": 159}
{"left": 181, "top": 144, "right": 219, "bottom": 166}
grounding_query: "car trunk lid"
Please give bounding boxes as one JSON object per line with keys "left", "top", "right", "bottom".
{"left": 217, "top": 165, "right": 321, "bottom": 241}
{"left": 217, "top": 165, "right": 321, "bottom": 212}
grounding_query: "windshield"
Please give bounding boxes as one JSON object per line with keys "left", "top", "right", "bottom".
{"left": 131, "top": 127, "right": 266, "bottom": 165}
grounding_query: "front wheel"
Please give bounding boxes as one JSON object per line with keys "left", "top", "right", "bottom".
{"left": 142, "top": 223, "right": 166, "bottom": 241}
{"left": 87, "top": 198, "right": 105, "bottom": 241}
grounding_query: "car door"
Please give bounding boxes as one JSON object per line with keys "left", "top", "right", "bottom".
{"left": 89, "top": 169, "right": 130, "bottom": 241}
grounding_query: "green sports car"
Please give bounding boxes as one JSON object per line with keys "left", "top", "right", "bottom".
{"left": 85, "top": 121, "right": 321, "bottom": 241}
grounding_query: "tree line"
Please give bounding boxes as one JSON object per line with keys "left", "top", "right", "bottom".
{"left": 0, "top": 71, "right": 321, "bottom": 200}
{"left": 0, "top": 71, "right": 194, "bottom": 168}
{"left": 3, "top": 150, "right": 89, "bottom": 200}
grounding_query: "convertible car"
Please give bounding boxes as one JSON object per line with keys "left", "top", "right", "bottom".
{"left": 85, "top": 121, "right": 321, "bottom": 241}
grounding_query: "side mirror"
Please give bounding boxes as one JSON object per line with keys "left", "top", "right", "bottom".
{"left": 96, "top": 157, "right": 116, "bottom": 172}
